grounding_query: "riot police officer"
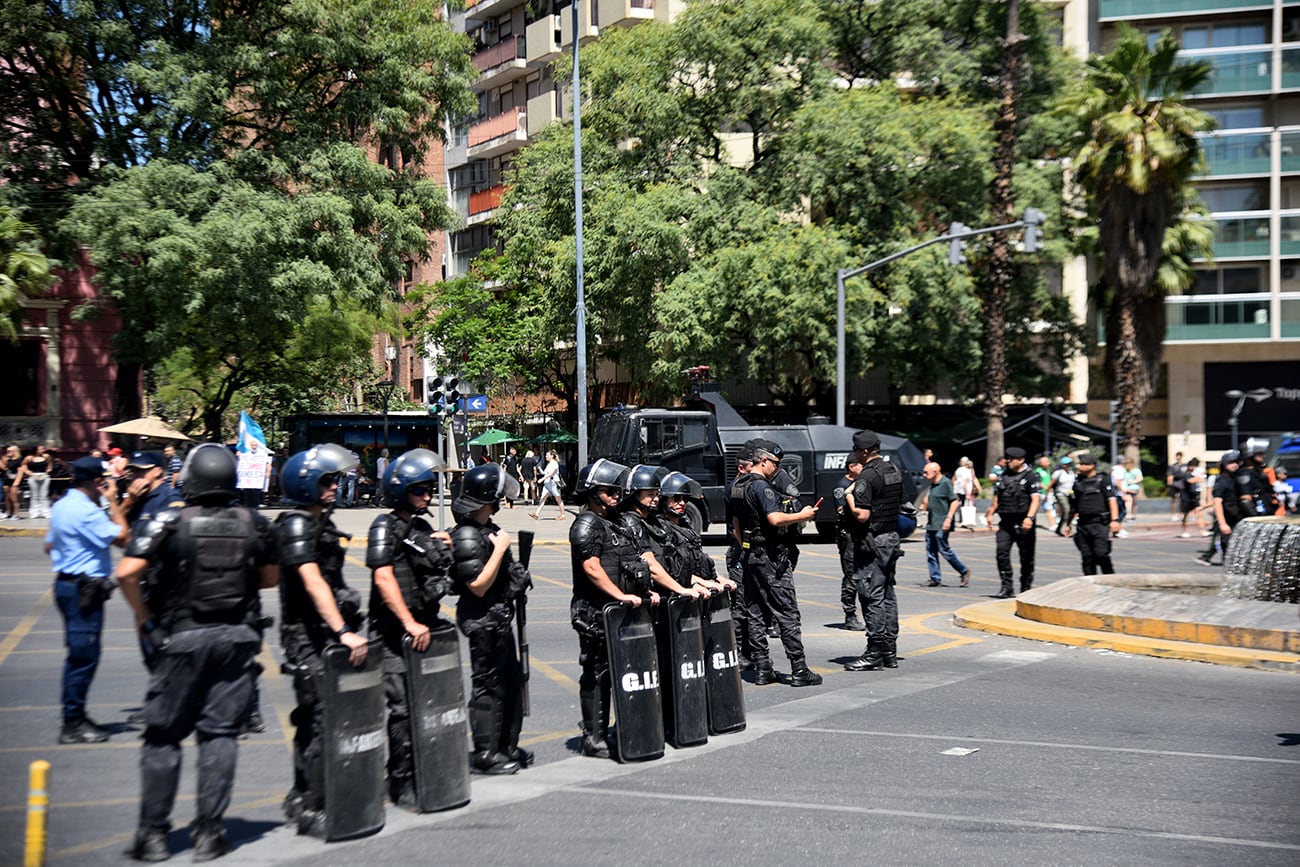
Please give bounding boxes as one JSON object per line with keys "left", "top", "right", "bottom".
{"left": 985, "top": 447, "right": 1041, "bottom": 598}
{"left": 1068, "top": 453, "right": 1121, "bottom": 575}
{"left": 731, "top": 438, "right": 821, "bottom": 687}
{"left": 115, "top": 443, "right": 280, "bottom": 862}
{"left": 834, "top": 456, "right": 866, "bottom": 631}
{"left": 449, "top": 463, "right": 532, "bottom": 775}
{"left": 569, "top": 459, "right": 660, "bottom": 758}
{"left": 366, "top": 449, "right": 454, "bottom": 803}
{"left": 619, "top": 464, "right": 711, "bottom": 603}
{"left": 844, "top": 430, "right": 905, "bottom": 672}
{"left": 276, "top": 444, "right": 370, "bottom": 836}
{"left": 658, "top": 471, "right": 734, "bottom": 595}
{"left": 725, "top": 444, "right": 757, "bottom": 665}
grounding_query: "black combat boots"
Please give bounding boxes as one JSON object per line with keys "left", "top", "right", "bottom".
{"left": 880, "top": 638, "right": 898, "bottom": 669}
{"left": 579, "top": 690, "right": 609, "bottom": 758}
{"left": 994, "top": 572, "right": 1015, "bottom": 599}
{"left": 788, "top": 662, "right": 823, "bottom": 687}
{"left": 844, "top": 640, "right": 883, "bottom": 671}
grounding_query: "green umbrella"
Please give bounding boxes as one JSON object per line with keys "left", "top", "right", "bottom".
{"left": 467, "top": 428, "right": 522, "bottom": 446}
{"left": 532, "top": 430, "right": 578, "bottom": 444}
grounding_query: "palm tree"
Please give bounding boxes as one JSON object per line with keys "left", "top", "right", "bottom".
{"left": 1063, "top": 26, "right": 1214, "bottom": 463}
{"left": 0, "top": 206, "right": 56, "bottom": 340}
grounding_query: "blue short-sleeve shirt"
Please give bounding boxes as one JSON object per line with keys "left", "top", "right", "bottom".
{"left": 46, "top": 489, "right": 121, "bottom": 578}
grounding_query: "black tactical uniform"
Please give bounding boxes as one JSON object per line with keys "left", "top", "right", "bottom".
{"left": 732, "top": 468, "right": 817, "bottom": 685}
{"left": 1069, "top": 468, "right": 1118, "bottom": 575}
{"left": 1200, "top": 454, "right": 1255, "bottom": 563}
{"left": 993, "top": 456, "right": 1040, "bottom": 596}
{"left": 846, "top": 454, "right": 904, "bottom": 669}
{"left": 570, "top": 489, "right": 648, "bottom": 754}
{"left": 277, "top": 507, "right": 361, "bottom": 831}
{"left": 366, "top": 509, "right": 452, "bottom": 798}
{"left": 119, "top": 443, "right": 278, "bottom": 861}
{"left": 723, "top": 471, "right": 756, "bottom": 662}
{"left": 450, "top": 511, "right": 530, "bottom": 774}
{"left": 834, "top": 469, "right": 865, "bottom": 629}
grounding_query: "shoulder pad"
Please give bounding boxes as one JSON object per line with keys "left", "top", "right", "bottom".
{"left": 616, "top": 511, "right": 650, "bottom": 551}
{"left": 277, "top": 511, "right": 319, "bottom": 567}
{"left": 124, "top": 504, "right": 182, "bottom": 559}
{"left": 366, "top": 514, "right": 396, "bottom": 569}
{"left": 570, "top": 511, "right": 608, "bottom": 560}
{"left": 450, "top": 523, "right": 489, "bottom": 588}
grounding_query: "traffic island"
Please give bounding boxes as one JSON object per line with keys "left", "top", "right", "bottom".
{"left": 954, "top": 574, "right": 1300, "bottom": 673}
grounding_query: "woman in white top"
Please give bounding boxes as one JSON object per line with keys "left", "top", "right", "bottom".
{"left": 531, "top": 450, "right": 566, "bottom": 520}
{"left": 953, "top": 456, "right": 981, "bottom": 506}
{"left": 1120, "top": 457, "right": 1143, "bottom": 523}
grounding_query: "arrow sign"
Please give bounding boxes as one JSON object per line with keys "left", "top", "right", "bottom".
{"left": 463, "top": 394, "right": 488, "bottom": 414}
{"left": 1246, "top": 388, "right": 1273, "bottom": 402}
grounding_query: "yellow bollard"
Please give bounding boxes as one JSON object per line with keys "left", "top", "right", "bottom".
{"left": 24, "top": 760, "right": 49, "bottom": 867}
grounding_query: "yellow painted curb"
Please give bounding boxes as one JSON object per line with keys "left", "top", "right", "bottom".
{"left": 954, "top": 599, "right": 1300, "bottom": 673}
{"left": 0, "top": 527, "right": 45, "bottom": 538}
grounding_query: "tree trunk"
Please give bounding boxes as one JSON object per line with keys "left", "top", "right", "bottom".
{"left": 979, "top": 0, "right": 1025, "bottom": 472}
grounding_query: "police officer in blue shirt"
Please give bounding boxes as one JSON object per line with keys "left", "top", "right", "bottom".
{"left": 124, "top": 451, "right": 180, "bottom": 525}
{"left": 44, "top": 455, "right": 130, "bottom": 743}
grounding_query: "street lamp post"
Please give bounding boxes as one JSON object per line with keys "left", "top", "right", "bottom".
{"left": 375, "top": 379, "right": 398, "bottom": 452}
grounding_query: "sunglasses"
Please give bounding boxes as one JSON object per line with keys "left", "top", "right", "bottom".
{"left": 408, "top": 485, "right": 433, "bottom": 497}
{"left": 665, "top": 494, "right": 688, "bottom": 503}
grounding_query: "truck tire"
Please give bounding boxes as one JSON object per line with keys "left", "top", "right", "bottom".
{"left": 685, "top": 501, "right": 704, "bottom": 535}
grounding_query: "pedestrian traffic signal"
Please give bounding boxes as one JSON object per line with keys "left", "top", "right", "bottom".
{"left": 948, "top": 222, "right": 968, "bottom": 265}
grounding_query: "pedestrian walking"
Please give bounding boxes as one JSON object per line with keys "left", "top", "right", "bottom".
{"left": 114, "top": 443, "right": 280, "bottom": 862}
{"left": 531, "top": 449, "right": 565, "bottom": 520}
{"left": 44, "top": 456, "right": 131, "bottom": 743}
{"left": 1195, "top": 451, "right": 1254, "bottom": 567}
{"left": 919, "top": 462, "right": 970, "bottom": 588}
{"left": 1049, "top": 456, "right": 1076, "bottom": 536}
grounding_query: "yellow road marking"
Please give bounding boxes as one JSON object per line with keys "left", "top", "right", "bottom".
{"left": 0, "top": 586, "right": 52, "bottom": 668}
{"left": 530, "top": 657, "right": 577, "bottom": 690}
{"left": 900, "top": 610, "right": 985, "bottom": 656}
{"left": 518, "top": 728, "right": 573, "bottom": 748}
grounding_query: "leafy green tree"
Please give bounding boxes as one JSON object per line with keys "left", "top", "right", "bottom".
{"left": 1062, "top": 27, "right": 1214, "bottom": 462}
{"left": 64, "top": 152, "right": 448, "bottom": 439}
{"left": 0, "top": 206, "right": 57, "bottom": 340}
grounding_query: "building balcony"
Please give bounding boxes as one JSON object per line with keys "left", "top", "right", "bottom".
{"left": 527, "top": 15, "right": 562, "bottom": 64}
{"left": 599, "top": 0, "right": 656, "bottom": 31}
{"left": 1099, "top": 0, "right": 1275, "bottom": 20}
{"left": 1165, "top": 293, "right": 1273, "bottom": 341}
{"left": 473, "top": 36, "right": 527, "bottom": 91}
{"left": 1199, "top": 129, "right": 1270, "bottom": 178}
{"left": 467, "top": 107, "right": 528, "bottom": 159}
{"left": 526, "top": 90, "right": 562, "bottom": 136}
{"left": 464, "top": 0, "right": 527, "bottom": 26}
{"left": 468, "top": 184, "right": 506, "bottom": 221}
{"left": 1187, "top": 47, "right": 1272, "bottom": 98}
{"left": 1210, "top": 213, "right": 1270, "bottom": 259}
{"left": 561, "top": 1, "right": 599, "bottom": 47}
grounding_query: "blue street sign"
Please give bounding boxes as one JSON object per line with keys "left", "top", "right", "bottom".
{"left": 463, "top": 394, "right": 488, "bottom": 414}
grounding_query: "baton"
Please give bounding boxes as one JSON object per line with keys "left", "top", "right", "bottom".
{"left": 516, "top": 530, "right": 534, "bottom": 717}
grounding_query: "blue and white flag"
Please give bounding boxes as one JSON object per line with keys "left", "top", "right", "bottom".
{"left": 237, "top": 411, "right": 267, "bottom": 454}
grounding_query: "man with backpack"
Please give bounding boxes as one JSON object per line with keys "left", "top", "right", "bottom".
{"left": 114, "top": 443, "right": 280, "bottom": 862}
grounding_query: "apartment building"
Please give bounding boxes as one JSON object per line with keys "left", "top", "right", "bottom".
{"left": 1071, "top": 0, "right": 1300, "bottom": 455}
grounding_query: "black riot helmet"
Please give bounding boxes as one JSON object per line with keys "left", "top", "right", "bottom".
{"left": 385, "top": 448, "right": 445, "bottom": 508}
{"left": 180, "top": 443, "right": 237, "bottom": 504}
{"left": 624, "top": 464, "right": 666, "bottom": 495}
{"left": 657, "top": 471, "right": 702, "bottom": 514}
{"left": 574, "top": 458, "right": 629, "bottom": 496}
{"left": 455, "top": 462, "right": 521, "bottom": 513}
{"left": 280, "top": 443, "right": 357, "bottom": 506}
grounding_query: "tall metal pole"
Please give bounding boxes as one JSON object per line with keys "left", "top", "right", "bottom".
{"left": 836, "top": 271, "right": 846, "bottom": 427}
{"left": 573, "top": 0, "right": 589, "bottom": 471}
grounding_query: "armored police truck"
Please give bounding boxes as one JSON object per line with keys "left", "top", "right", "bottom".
{"left": 588, "top": 381, "right": 923, "bottom": 538}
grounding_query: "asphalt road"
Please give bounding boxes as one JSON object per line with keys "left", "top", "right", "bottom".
{"left": 1, "top": 506, "right": 1296, "bottom": 865}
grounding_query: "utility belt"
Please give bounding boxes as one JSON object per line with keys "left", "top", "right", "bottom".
{"left": 1076, "top": 513, "right": 1109, "bottom": 525}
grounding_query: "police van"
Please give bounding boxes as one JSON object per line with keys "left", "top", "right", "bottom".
{"left": 589, "top": 382, "right": 923, "bottom": 538}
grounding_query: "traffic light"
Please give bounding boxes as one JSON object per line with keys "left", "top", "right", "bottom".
{"left": 427, "top": 375, "right": 443, "bottom": 416}
{"left": 443, "top": 376, "right": 461, "bottom": 414}
{"left": 948, "top": 222, "right": 968, "bottom": 265}
{"left": 1022, "top": 207, "right": 1046, "bottom": 253}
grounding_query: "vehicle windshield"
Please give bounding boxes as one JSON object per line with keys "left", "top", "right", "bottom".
{"left": 590, "top": 416, "right": 628, "bottom": 459}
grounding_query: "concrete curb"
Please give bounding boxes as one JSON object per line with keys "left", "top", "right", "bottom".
{"left": 953, "top": 599, "right": 1300, "bottom": 673}
{"left": 0, "top": 526, "right": 44, "bottom": 538}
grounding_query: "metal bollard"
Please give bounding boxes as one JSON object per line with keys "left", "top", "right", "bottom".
{"left": 25, "top": 759, "right": 50, "bottom": 867}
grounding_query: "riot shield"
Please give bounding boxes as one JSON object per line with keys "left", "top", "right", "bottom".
{"left": 701, "top": 590, "right": 746, "bottom": 734}
{"left": 404, "top": 624, "right": 471, "bottom": 813}
{"left": 602, "top": 602, "right": 664, "bottom": 763}
{"left": 321, "top": 642, "right": 386, "bottom": 841}
{"left": 657, "top": 596, "right": 709, "bottom": 748}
